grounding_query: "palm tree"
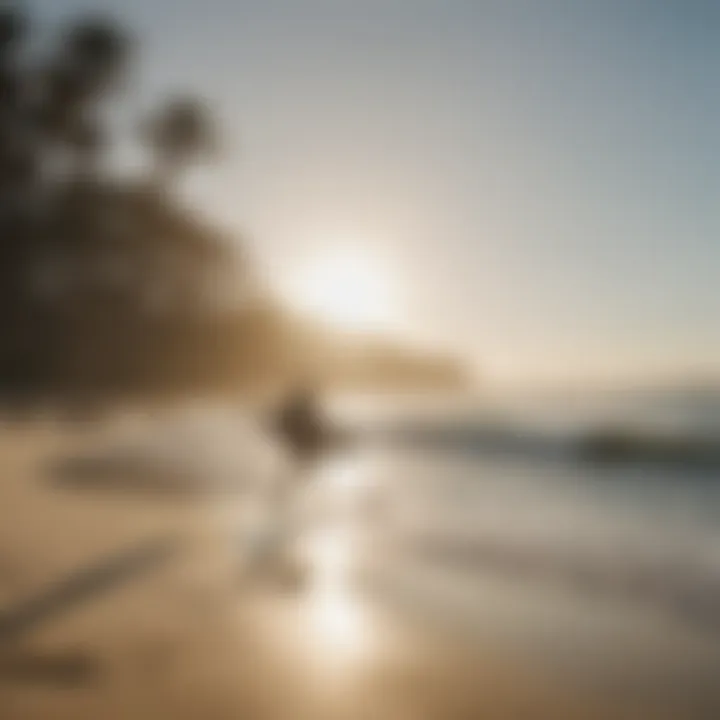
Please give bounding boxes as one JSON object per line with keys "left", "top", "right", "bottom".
{"left": 143, "top": 97, "right": 217, "bottom": 189}
{"left": 61, "top": 18, "right": 130, "bottom": 99}
{"left": 0, "top": 7, "right": 29, "bottom": 189}
{"left": 36, "top": 19, "right": 128, "bottom": 178}
{"left": 0, "top": 7, "right": 26, "bottom": 59}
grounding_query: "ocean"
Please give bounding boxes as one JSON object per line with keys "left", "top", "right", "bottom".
{"left": 38, "top": 385, "right": 720, "bottom": 714}
{"left": 318, "top": 387, "right": 720, "bottom": 639}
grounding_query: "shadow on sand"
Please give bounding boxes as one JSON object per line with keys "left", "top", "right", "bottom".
{"left": 0, "top": 649, "right": 100, "bottom": 686}
{"left": 0, "top": 536, "right": 180, "bottom": 645}
{"left": 46, "top": 452, "right": 249, "bottom": 498}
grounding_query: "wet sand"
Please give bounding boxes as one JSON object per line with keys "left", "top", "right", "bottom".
{"left": 0, "top": 422, "right": 718, "bottom": 719}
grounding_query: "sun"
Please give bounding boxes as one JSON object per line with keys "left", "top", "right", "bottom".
{"left": 284, "top": 248, "right": 395, "bottom": 332}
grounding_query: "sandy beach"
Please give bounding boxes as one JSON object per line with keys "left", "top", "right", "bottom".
{"left": 1, "top": 418, "right": 718, "bottom": 720}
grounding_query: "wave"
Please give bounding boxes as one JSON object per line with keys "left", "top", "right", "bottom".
{"left": 399, "top": 531, "right": 720, "bottom": 633}
{"left": 362, "top": 419, "right": 720, "bottom": 471}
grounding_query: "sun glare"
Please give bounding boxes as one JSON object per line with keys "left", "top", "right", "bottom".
{"left": 284, "top": 248, "right": 396, "bottom": 332}
{"left": 304, "top": 528, "right": 366, "bottom": 659}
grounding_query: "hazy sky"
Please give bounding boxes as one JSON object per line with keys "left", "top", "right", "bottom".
{"left": 34, "top": 0, "right": 719, "bottom": 385}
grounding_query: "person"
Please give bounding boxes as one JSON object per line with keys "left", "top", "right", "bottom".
{"left": 243, "top": 383, "right": 328, "bottom": 585}
{"left": 274, "top": 383, "right": 327, "bottom": 465}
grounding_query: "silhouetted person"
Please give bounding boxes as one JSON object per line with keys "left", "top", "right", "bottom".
{"left": 242, "top": 384, "right": 328, "bottom": 584}
{"left": 274, "top": 384, "right": 326, "bottom": 465}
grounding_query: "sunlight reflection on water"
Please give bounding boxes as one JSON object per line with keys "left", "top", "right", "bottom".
{"left": 303, "top": 526, "right": 369, "bottom": 661}
{"left": 228, "top": 448, "right": 382, "bottom": 676}
{"left": 298, "top": 455, "right": 377, "bottom": 667}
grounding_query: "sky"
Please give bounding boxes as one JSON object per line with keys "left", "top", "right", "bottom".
{"left": 32, "top": 0, "right": 720, "bottom": 386}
